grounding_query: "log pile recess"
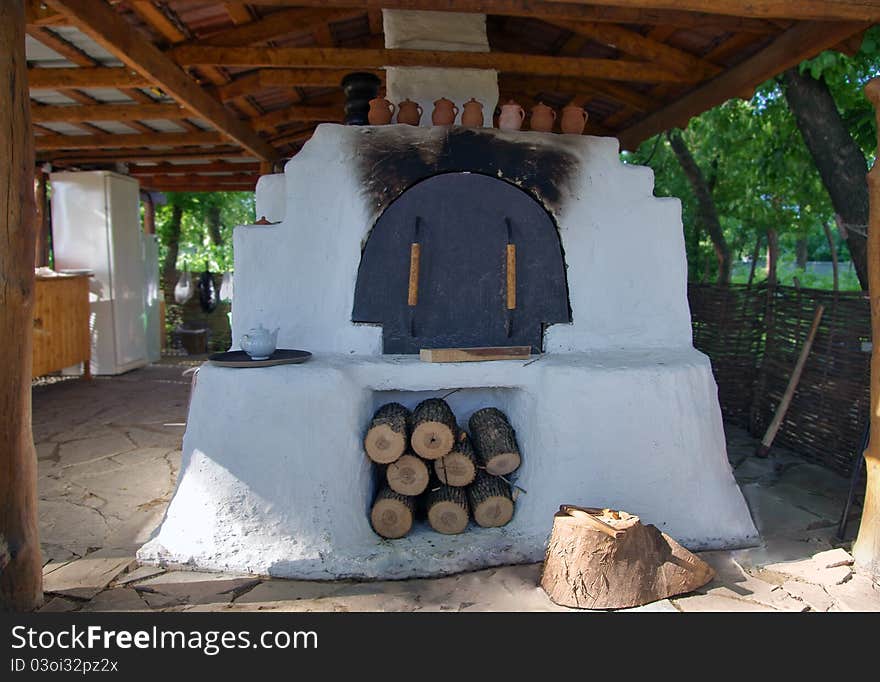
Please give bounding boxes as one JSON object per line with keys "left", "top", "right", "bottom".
{"left": 365, "top": 399, "right": 520, "bottom": 539}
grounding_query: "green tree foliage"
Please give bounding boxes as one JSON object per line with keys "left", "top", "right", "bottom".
{"left": 154, "top": 191, "right": 255, "bottom": 275}
{"left": 624, "top": 27, "right": 880, "bottom": 290}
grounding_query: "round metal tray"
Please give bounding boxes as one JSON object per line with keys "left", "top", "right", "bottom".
{"left": 208, "top": 349, "right": 312, "bottom": 368}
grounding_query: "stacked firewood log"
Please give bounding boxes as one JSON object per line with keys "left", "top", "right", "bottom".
{"left": 365, "top": 398, "right": 520, "bottom": 539}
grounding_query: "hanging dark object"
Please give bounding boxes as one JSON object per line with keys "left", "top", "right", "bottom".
{"left": 341, "top": 72, "right": 381, "bottom": 125}
{"left": 198, "top": 263, "right": 218, "bottom": 313}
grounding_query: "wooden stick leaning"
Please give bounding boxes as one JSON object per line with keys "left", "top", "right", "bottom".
{"left": 755, "top": 304, "right": 825, "bottom": 457}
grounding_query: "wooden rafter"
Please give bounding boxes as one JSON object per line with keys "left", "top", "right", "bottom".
{"left": 38, "top": 146, "right": 248, "bottom": 163}
{"left": 172, "top": 46, "right": 695, "bottom": 83}
{"left": 215, "top": 68, "right": 383, "bottom": 101}
{"left": 44, "top": 0, "right": 277, "bottom": 160}
{"left": 28, "top": 67, "right": 151, "bottom": 89}
{"left": 546, "top": 21, "right": 722, "bottom": 79}
{"left": 237, "top": 1, "right": 781, "bottom": 32}
{"left": 254, "top": 104, "right": 343, "bottom": 130}
{"left": 128, "top": 161, "right": 261, "bottom": 174}
{"left": 618, "top": 20, "right": 869, "bottom": 149}
{"left": 194, "top": 8, "right": 362, "bottom": 46}
{"left": 32, "top": 103, "right": 187, "bottom": 123}
{"left": 35, "top": 131, "right": 225, "bottom": 150}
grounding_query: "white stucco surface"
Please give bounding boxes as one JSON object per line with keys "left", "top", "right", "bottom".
{"left": 383, "top": 10, "right": 498, "bottom": 126}
{"left": 139, "top": 351, "right": 758, "bottom": 578}
{"left": 141, "top": 124, "right": 758, "bottom": 579}
{"left": 254, "top": 174, "right": 286, "bottom": 223}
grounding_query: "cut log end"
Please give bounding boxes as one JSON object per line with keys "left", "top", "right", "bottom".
{"left": 472, "top": 496, "right": 514, "bottom": 528}
{"left": 426, "top": 484, "right": 469, "bottom": 535}
{"left": 386, "top": 453, "right": 430, "bottom": 496}
{"left": 411, "top": 421, "right": 455, "bottom": 460}
{"left": 364, "top": 423, "right": 407, "bottom": 463}
{"left": 434, "top": 431, "right": 478, "bottom": 486}
{"left": 370, "top": 486, "right": 416, "bottom": 539}
{"left": 485, "top": 452, "right": 521, "bottom": 476}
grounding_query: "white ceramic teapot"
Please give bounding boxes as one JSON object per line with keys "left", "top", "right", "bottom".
{"left": 240, "top": 324, "right": 279, "bottom": 360}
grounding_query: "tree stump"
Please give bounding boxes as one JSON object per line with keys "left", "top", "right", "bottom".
{"left": 540, "top": 506, "right": 715, "bottom": 610}
{"left": 386, "top": 453, "right": 430, "bottom": 496}
{"left": 364, "top": 402, "right": 410, "bottom": 464}
{"left": 468, "top": 407, "right": 521, "bottom": 475}
{"left": 434, "top": 431, "right": 478, "bottom": 487}
{"left": 467, "top": 470, "right": 514, "bottom": 528}
{"left": 426, "top": 484, "right": 470, "bottom": 535}
{"left": 370, "top": 485, "right": 416, "bottom": 539}
{"left": 411, "top": 398, "right": 457, "bottom": 460}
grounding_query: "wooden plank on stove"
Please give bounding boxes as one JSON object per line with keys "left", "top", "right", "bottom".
{"left": 419, "top": 346, "right": 531, "bottom": 363}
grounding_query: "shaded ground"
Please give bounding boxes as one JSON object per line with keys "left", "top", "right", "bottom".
{"left": 33, "top": 359, "right": 880, "bottom": 612}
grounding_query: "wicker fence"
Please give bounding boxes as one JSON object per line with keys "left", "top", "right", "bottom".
{"left": 688, "top": 283, "right": 871, "bottom": 476}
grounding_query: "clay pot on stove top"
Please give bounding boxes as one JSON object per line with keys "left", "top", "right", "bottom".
{"left": 367, "top": 96, "right": 395, "bottom": 125}
{"left": 498, "top": 100, "right": 525, "bottom": 131}
{"left": 561, "top": 104, "right": 589, "bottom": 134}
{"left": 396, "top": 99, "right": 422, "bottom": 126}
{"left": 461, "top": 98, "right": 484, "bottom": 127}
{"left": 432, "top": 97, "right": 459, "bottom": 126}
{"left": 530, "top": 102, "right": 556, "bottom": 132}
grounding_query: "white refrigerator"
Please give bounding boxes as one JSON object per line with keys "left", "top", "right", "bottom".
{"left": 51, "top": 171, "right": 149, "bottom": 375}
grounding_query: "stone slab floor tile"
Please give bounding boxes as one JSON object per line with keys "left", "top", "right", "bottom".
{"left": 134, "top": 572, "right": 263, "bottom": 609}
{"left": 81, "top": 588, "right": 153, "bottom": 612}
{"left": 671, "top": 593, "right": 780, "bottom": 612}
{"left": 43, "top": 552, "right": 136, "bottom": 600}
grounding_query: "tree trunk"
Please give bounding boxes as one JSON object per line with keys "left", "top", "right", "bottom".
{"left": 540, "top": 507, "right": 715, "bottom": 610}
{"left": 162, "top": 204, "right": 183, "bottom": 305}
{"left": 782, "top": 68, "right": 869, "bottom": 290}
{"left": 795, "top": 236, "right": 808, "bottom": 269}
{"left": 0, "top": 0, "right": 43, "bottom": 612}
{"left": 853, "top": 78, "right": 880, "bottom": 578}
{"left": 766, "top": 228, "right": 779, "bottom": 287}
{"left": 666, "top": 129, "right": 731, "bottom": 285}
{"left": 206, "top": 204, "right": 223, "bottom": 246}
{"left": 411, "top": 398, "right": 457, "bottom": 460}
{"left": 140, "top": 191, "right": 155, "bottom": 235}
{"left": 468, "top": 407, "right": 521, "bottom": 475}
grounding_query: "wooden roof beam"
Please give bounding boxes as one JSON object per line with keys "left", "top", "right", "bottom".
{"left": 547, "top": 21, "right": 722, "bottom": 79}
{"left": 32, "top": 103, "right": 187, "bottom": 123}
{"left": 45, "top": 0, "right": 277, "bottom": 161}
{"left": 38, "top": 146, "right": 248, "bottom": 164}
{"left": 543, "top": 0, "right": 880, "bottom": 22}
{"left": 172, "top": 46, "right": 694, "bottom": 83}
{"left": 128, "top": 161, "right": 261, "bottom": 174}
{"left": 242, "top": 1, "right": 779, "bottom": 32}
{"left": 194, "top": 8, "right": 363, "bottom": 47}
{"left": 254, "top": 105, "right": 343, "bottom": 131}
{"left": 215, "top": 68, "right": 383, "bottom": 101}
{"left": 35, "top": 131, "right": 225, "bottom": 150}
{"left": 618, "top": 21, "right": 870, "bottom": 150}
{"left": 498, "top": 74, "right": 657, "bottom": 113}
{"left": 28, "top": 67, "right": 151, "bottom": 89}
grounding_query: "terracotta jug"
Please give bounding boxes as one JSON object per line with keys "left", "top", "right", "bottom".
{"left": 367, "top": 96, "right": 395, "bottom": 125}
{"left": 432, "top": 97, "right": 459, "bottom": 126}
{"left": 560, "top": 104, "right": 588, "bottom": 134}
{"left": 461, "top": 98, "right": 484, "bottom": 127}
{"left": 498, "top": 100, "right": 525, "bottom": 131}
{"left": 396, "top": 99, "right": 422, "bottom": 126}
{"left": 530, "top": 102, "right": 556, "bottom": 132}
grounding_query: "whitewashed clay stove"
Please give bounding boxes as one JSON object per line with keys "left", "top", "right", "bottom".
{"left": 139, "top": 11, "right": 758, "bottom": 579}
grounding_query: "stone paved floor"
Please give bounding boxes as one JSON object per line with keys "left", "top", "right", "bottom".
{"left": 33, "top": 359, "right": 880, "bottom": 612}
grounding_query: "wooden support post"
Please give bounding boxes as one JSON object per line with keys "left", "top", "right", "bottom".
{"left": 0, "top": 0, "right": 43, "bottom": 612}
{"left": 33, "top": 169, "right": 50, "bottom": 267}
{"left": 853, "top": 78, "right": 880, "bottom": 577}
{"left": 140, "top": 191, "right": 155, "bottom": 235}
